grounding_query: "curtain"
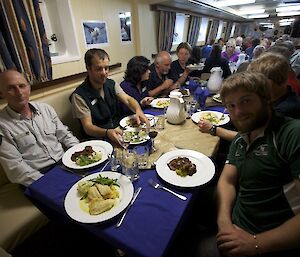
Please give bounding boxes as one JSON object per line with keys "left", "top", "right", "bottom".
{"left": 158, "top": 10, "right": 176, "bottom": 52}
{"left": 225, "top": 22, "right": 233, "bottom": 42}
{"left": 207, "top": 20, "right": 219, "bottom": 43}
{"left": 187, "top": 15, "right": 201, "bottom": 46}
{"left": 0, "top": 0, "right": 52, "bottom": 84}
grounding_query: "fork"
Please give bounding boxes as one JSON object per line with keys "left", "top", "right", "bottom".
{"left": 148, "top": 179, "right": 187, "bottom": 200}
{"left": 217, "top": 108, "right": 227, "bottom": 123}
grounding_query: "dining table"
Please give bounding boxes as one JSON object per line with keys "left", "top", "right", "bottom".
{"left": 24, "top": 100, "right": 225, "bottom": 257}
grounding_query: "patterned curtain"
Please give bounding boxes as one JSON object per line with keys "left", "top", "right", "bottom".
{"left": 187, "top": 15, "right": 201, "bottom": 46}
{"left": 207, "top": 20, "right": 219, "bottom": 43}
{"left": 0, "top": 0, "right": 52, "bottom": 84}
{"left": 225, "top": 22, "right": 233, "bottom": 42}
{"left": 158, "top": 10, "right": 176, "bottom": 51}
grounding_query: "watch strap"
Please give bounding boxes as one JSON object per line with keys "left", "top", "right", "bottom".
{"left": 210, "top": 125, "right": 217, "bottom": 136}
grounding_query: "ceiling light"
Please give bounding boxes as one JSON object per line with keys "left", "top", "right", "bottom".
{"left": 276, "top": 5, "right": 300, "bottom": 12}
{"left": 277, "top": 11, "right": 300, "bottom": 16}
{"left": 260, "top": 22, "right": 273, "bottom": 25}
{"left": 280, "top": 22, "right": 293, "bottom": 26}
{"left": 279, "top": 18, "right": 295, "bottom": 22}
{"left": 238, "top": 8, "right": 265, "bottom": 15}
{"left": 247, "top": 14, "right": 269, "bottom": 19}
{"left": 214, "top": 0, "right": 256, "bottom": 7}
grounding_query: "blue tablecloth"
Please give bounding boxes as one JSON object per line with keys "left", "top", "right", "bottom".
{"left": 25, "top": 164, "right": 194, "bottom": 257}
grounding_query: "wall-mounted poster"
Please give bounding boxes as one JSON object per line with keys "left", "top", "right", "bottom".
{"left": 119, "top": 12, "right": 132, "bottom": 43}
{"left": 82, "top": 20, "right": 109, "bottom": 47}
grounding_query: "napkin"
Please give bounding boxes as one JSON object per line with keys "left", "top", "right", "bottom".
{"left": 194, "top": 86, "right": 210, "bottom": 110}
{"left": 187, "top": 79, "right": 199, "bottom": 95}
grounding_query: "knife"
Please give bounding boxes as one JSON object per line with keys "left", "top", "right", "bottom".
{"left": 116, "top": 187, "right": 142, "bottom": 228}
{"left": 100, "top": 159, "right": 110, "bottom": 172}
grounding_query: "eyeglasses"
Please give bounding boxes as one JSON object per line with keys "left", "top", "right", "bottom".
{"left": 226, "top": 45, "right": 234, "bottom": 48}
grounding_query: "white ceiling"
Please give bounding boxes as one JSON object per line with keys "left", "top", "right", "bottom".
{"left": 150, "top": 0, "right": 300, "bottom": 22}
{"left": 201, "top": 0, "right": 299, "bottom": 18}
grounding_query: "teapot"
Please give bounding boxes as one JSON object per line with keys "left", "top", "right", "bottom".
{"left": 207, "top": 67, "right": 223, "bottom": 94}
{"left": 166, "top": 91, "right": 186, "bottom": 125}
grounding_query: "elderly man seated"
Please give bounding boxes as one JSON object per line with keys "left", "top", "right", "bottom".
{"left": 0, "top": 70, "right": 79, "bottom": 187}
{"left": 147, "top": 51, "right": 176, "bottom": 97}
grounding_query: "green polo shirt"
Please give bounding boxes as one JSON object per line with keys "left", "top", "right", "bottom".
{"left": 227, "top": 112, "right": 300, "bottom": 234}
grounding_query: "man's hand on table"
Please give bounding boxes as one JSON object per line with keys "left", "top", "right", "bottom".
{"left": 141, "top": 97, "right": 154, "bottom": 107}
{"left": 198, "top": 119, "right": 213, "bottom": 134}
{"left": 107, "top": 128, "right": 123, "bottom": 146}
{"left": 135, "top": 110, "right": 150, "bottom": 128}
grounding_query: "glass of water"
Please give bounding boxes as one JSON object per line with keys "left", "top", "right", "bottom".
{"left": 109, "top": 148, "right": 122, "bottom": 171}
{"left": 122, "top": 150, "right": 139, "bottom": 181}
{"left": 133, "top": 145, "right": 149, "bottom": 169}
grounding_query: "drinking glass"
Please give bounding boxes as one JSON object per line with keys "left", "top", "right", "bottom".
{"left": 190, "top": 99, "right": 198, "bottom": 114}
{"left": 120, "top": 131, "right": 130, "bottom": 150}
{"left": 155, "top": 115, "right": 165, "bottom": 130}
{"left": 148, "top": 126, "right": 158, "bottom": 153}
{"left": 109, "top": 148, "right": 123, "bottom": 171}
{"left": 122, "top": 150, "right": 139, "bottom": 181}
{"left": 185, "top": 101, "right": 192, "bottom": 118}
{"left": 133, "top": 145, "right": 149, "bottom": 169}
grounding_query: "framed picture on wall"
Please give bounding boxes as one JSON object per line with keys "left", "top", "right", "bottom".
{"left": 82, "top": 20, "right": 109, "bottom": 47}
{"left": 119, "top": 12, "right": 132, "bottom": 43}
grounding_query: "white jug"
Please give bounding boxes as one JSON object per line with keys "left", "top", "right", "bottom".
{"left": 207, "top": 67, "right": 223, "bottom": 94}
{"left": 236, "top": 53, "right": 246, "bottom": 69}
{"left": 166, "top": 91, "right": 186, "bottom": 125}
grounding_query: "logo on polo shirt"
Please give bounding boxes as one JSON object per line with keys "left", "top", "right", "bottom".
{"left": 253, "top": 144, "right": 269, "bottom": 156}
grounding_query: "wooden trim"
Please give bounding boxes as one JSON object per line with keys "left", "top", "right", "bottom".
{"left": 31, "top": 62, "right": 122, "bottom": 91}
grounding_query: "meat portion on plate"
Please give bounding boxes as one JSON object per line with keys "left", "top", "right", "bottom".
{"left": 167, "top": 157, "right": 197, "bottom": 177}
{"left": 71, "top": 146, "right": 102, "bottom": 166}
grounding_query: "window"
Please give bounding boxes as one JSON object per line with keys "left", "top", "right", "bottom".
{"left": 198, "top": 17, "right": 209, "bottom": 43}
{"left": 216, "top": 21, "right": 224, "bottom": 39}
{"left": 39, "top": 0, "right": 80, "bottom": 64}
{"left": 230, "top": 23, "right": 236, "bottom": 37}
{"left": 173, "top": 13, "right": 186, "bottom": 45}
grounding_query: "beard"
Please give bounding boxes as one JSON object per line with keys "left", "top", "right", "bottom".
{"left": 232, "top": 106, "right": 270, "bottom": 134}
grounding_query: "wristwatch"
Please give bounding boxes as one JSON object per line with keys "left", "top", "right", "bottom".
{"left": 209, "top": 125, "right": 217, "bottom": 136}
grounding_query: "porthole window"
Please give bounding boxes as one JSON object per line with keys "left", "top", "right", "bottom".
{"left": 39, "top": 0, "right": 80, "bottom": 64}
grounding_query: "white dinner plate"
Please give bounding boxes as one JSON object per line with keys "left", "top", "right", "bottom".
{"left": 119, "top": 114, "right": 156, "bottom": 129}
{"left": 171, "top": 88, "right": 190, "bottom": 97}
{"left": 150, "top": 98, "right": 170, "bottom": 109}
{"left": 123, "top": 128, "right": 150, "bottom": 145}
{"left": 212, "top": 93, "right": 222, "bottom": 103}
{"left": 191, "top": 111, "right": 230, "bottom": 126}
{"left": 62, "top": 140, "right": 113, "bottom": 170}
{"left": 186, "top": 63, "right": 204, "bottom": 71}
{"left": 64, "top": 171, "right": 134, "bottom": 223}
{"left": 156, "top": 150, "right": 215, "bottom": 188}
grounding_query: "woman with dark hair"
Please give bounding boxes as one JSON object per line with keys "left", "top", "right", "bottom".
{"left": 120, "top": 56, "right": 153, "bottom": 116}
{"left": 202, "top": 44, "right": 231, "bottom": 78}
